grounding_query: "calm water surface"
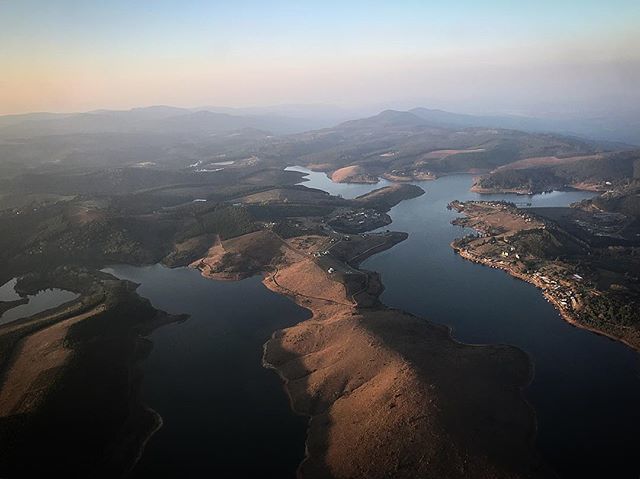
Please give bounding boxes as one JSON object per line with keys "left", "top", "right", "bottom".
{"left": 105, "top": 169, "right": 640, "bottom": 478}
{"left": 296, "top": 169, "right": 640, "bottom": 479}
{"left": 285, "top": 165, "right": 391, "bottom": 198}
{"left": 103, "top": 265, "right": 310, "bottom": 478}
{"left": 0, "top": 278, "right": 78, "bottom": 325}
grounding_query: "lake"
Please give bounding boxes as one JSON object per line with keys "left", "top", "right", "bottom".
{"left": 107, "top": 169, "right": 640, "bottom": 478}
{"left": 298, "top": 169, "right": 640, "bottom": 479}
{"left": 285, "top": 165, "right": 392, "bottom": 199}
{"left": 102, "top": 265, "right": 310, "bottom": 478}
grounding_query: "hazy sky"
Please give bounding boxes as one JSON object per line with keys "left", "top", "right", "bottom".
{"left": 1, "top": 0, "right": 639, "bottom": 116}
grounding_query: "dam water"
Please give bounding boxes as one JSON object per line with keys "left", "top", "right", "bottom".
{"left": 103, "top": 265, "right": 310, "bottom": 478}
{"left": 108, "top": 167, "right": 640, "bottom": 478}
{"left": 297, "top": 167, "right": 640, "bottom": 479}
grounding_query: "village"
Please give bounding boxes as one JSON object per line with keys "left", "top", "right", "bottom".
{"left": 448, "top": 197, "right": 640, "bottom": 355}
{"left": 326, "top": 207, "right": 390, "bottom": 233}
{"left": 453, "top": 238, "right": 589, "bottom": 317}
{"left": 448, "top": 200, "right": 607, "bottom": 327}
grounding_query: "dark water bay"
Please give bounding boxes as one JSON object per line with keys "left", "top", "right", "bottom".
{"left": 103, "top": 265, "right": 310, "bottom": 478}
{"left": 105, "top": 169, "right": 640, "bottom": 478}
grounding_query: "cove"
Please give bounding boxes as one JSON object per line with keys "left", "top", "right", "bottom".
{"left": 103, "top": 264, "right": 310, "bottom": 478}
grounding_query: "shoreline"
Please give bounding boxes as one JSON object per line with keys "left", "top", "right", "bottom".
{"left": 259, "top": 262, "right": 546, "bottom": 478}
{"left": 125, "top": 405, "right": 164, "bottom": 477}
{"left": 469, "top": 182, "right": 606, "bottom": 196}
{"left": 0, "top": 269, "right": 186, "bottom": 477}
{"left": 452, "top": 245, "right": 640, "bottom": 353}
{"left": 448, "top": 198, "right": 640, "bottom": 353}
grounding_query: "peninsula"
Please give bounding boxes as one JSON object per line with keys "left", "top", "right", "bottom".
{"left": 191, "top": 184, "right": 550, "bottom": 478}
{"left": 450, "top": 195, "right": 640, "bottom": 350}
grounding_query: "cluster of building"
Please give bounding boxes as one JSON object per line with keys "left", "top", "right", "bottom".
{"left": 328, "top": 208, "right": 386, "bottom": 232}
{"left": 456, "top": 237, "right": 588, "bottom": 314}
{"left": 531, "top": 270, "right": 583, "bottom": 311}
{"left": 334, "top": 208, "right": 381, "bottom": 225}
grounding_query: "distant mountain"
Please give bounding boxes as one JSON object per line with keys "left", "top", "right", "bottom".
{"left": 4, "top": 104, "right": 637, "bottom": 145}
{"left": 2, "top": 106, "right": 635, "bottom": 186}
{"left": 410, "top": 107, "right": 640, "bottom": 146}
{"left": 153, "top": 110, "right": 322, "bottom": 135}
{"left": 257, "top": 109, "right": 606, "bottom": 180}
{"left": 337, "top": 109, "right": 434, "bottom": 130}
{"left": 107, "top": 105, "right": 192, "bottom": 120}
{"left": 0, "top": 106, "right": 324, "bottom": 139}
{"left": 474, "top": 149, "right": 640, "bottom": 194}
{"left": 0, "top": 112, "right": 73, "bottom": 129}
{"left": 198, "top": 103, "right": 358, "bottom": 125}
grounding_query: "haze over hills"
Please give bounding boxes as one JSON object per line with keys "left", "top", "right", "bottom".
{"left": 2, "top": 106, "right": 638, "bottom": 197}
{"left": 410, "top": 107, "right": 640, "bottom": 147}
{"left": 475, "top": 149, "right": 640, "bottom": 194}
{"left": 2, "top": 104, "right": 639, "bottom": 146}
{"left": 256, "top": 109, "right": 622, "bottom": 183}
{"left": 0, "top": 106, "right": 327, "bottom": 138}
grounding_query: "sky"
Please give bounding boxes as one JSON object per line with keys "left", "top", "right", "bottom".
{"left": 1, "top": 0, "right": 639, "bottom": 116}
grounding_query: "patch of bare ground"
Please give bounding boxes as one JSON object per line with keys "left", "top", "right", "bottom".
{"left": 237, "top": 187, "right": 332, "bottom": 204}
{"left": 330, "top": 165, "right": 378, "bottom": 184}
{"left": 307, "top": 163, "right": 335, "bottom": 171}
{"left": 569, "top": 181, "right": 609, "bottom": 192}
{"left": 0, "top": 303, "right": 106, "bottom": 417}
{"left": 423, "top": 148, "right": 486, "bottom": 160}
{"left": 67, "top": 203, "right": 108, "bottom": 225}
{"left": 192, "top": 230, "right": 293, "bottom": 280}
{"left": 494, "top": 154, "right": 602, "bottom": 172}
{"left": 354, "top": 184, "right": 425, "bottom": 211}
{"left": 450, "top": 201, "right": 541, "bottom": 236}
{"left": 264, "top": 305, "right": 545, "bottom": 479}
{"left": 470, "top": 183, "right": 533, "bottom": 195}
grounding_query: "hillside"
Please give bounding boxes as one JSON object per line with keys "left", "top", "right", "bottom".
{"left": 587, "top": 181, "right": 640, "bottom": 218}
{"left": 410, "top": 107, "right": 640, "bottom": 146}
{"left": 0, "top": 106, "right": 322, "bottom": 139}
{"left": 258, "top": 110, "right": 606, "bottom": 182}
{"left": 474, "top": 150, "right": 640, "bottom": 194}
